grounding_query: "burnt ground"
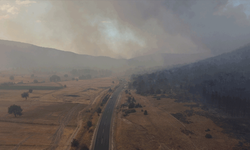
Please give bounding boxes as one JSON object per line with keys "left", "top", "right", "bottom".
{"left": 172, "top": 106, "right": 250, "bottom": 150}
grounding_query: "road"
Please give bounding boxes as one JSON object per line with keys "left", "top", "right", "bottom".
{"left": 92, "top": 82, "right": 124, "bottom": 150}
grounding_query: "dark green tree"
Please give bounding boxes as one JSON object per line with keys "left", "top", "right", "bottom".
{"left": 8, "top": 105, "right": 22, "bottom": 117}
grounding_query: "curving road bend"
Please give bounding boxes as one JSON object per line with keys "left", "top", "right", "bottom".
{"left": 92, "top": 82, "right": 124, "bottom": 150}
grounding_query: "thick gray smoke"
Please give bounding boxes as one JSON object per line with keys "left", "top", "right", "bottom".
{"left": 40, "top": 0, "right": 211, "bottom": 58}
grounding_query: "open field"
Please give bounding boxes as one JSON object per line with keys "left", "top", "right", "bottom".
{"left": 114, "top": 90, "right": 245, "bottom": 150}
{"left": 0, "top": 75, "right": 118, "bottom": 150}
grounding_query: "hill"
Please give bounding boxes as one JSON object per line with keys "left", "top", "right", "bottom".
{"left": 0, "top": 39, "right": 212, "bottom": 73}
{"left": 131, "top": 43, "right": 250, "bottom": 117}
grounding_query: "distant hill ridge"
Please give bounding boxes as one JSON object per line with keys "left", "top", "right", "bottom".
{"left": 0, "top": 39, "right": 212, "bottom": 71}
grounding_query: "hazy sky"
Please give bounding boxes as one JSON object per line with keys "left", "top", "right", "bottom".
{"left": 0, "top": 0, "right": 250, "bottom": 58}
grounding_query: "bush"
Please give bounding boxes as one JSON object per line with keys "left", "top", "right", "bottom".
{"left": 128, "top": 102, "right": 135, "bottom": 108}
{"left": 87, "top": 121, "right": 92, "bottom": 128}
{"left": 135, "top": 103, "right": 142, "bottom": 108}
{"left": 64, "top": 85, "right": 67, "bottom": 88}
{"left": 205, "top": 134, "right": 212, "bottom": 138}
{"left": 144, "top": 110, "right": 148, "bottom": 115}
{"left": 205, "top": 128, "right": 210, "bottom": 132}
{"left": 71, "top": 139, "right": 79, "bottom": 147}
{"left": 21, "top": 92, "right": 29, "bottom": 99}
{"left": 64, "top": 74, "right": 68, "bottom": 78}
{"left": 96, "top": 107, "right": 102, "bottom": 114}
{"left": 29, "top": 89, "right": 33, "bottom": 93}
{"left": 50, "top": 75, "right": 61, "bottom": 82}
{"left": 80, "top": 145, "right": 89, "bottom": 150}
{"left": 124, "top": 109, "right": 136, "bottom": 116}
{"left": 33, "top": 79, "right": 38, "bottom": 83}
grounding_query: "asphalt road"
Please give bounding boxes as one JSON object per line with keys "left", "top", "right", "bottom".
{"left": 93, "top": 83, "right": 124, "bottom": 150}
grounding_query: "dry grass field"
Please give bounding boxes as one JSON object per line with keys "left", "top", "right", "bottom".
{"left": 114, "top": 90, "right": 244, "bottom": 150}
{"left": 0, "top": 74, "right": 117, "bottom": 150}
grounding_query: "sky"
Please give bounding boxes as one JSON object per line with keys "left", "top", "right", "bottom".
{"left": 0, "top": 0, "right": 250, "bottom": 59}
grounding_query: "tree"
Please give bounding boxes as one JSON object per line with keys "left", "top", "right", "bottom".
{"left": 87, "top": 121, "right": 92, "bottom": 129}
{"left": 31, "top": 74, "right": 34, "bottom": 78}
{"left": 128, "top": 102, "right": 135, "bottom": 108}
{"left": 29, "top": 89, "right": 33, "bottom": 93}
{"left": 64, "top": 74, "right": 68, "bottom": 78}
{"left": 9, "top": 75, "right": 14, "bottom": 80}
{"left": 144, "top": 110, "right": 148, "bottom": 115}
{"left": 8, "top": 105, "right": 22, "bottom": 117}
{"left": 71, "top": 139, "right": 79, "bottom": 147}
{"left": 50, "top": 75, "right": 61, "bottom": 82}
{"left": 21, "top": 92, "right": 29, "bottom": 99}
{"left": 33, "top": 79, "right": 38, "bottom": 83}
{"left": 96, "top": 107, "right": 102, "bottom": 114}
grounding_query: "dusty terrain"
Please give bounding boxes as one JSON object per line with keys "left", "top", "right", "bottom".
{"left": 0, "top": 74, "right": 117, "bottom": 150}
{"left": 114, "top": 90, "right": 243, "bottom": 150}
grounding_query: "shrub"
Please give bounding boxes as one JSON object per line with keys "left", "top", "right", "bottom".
{"left": 21, "top": 92, "right": 29, "bottom": 99}
{"left": 71, "top": 139, "right": 79, "bottom": 147}
{"left": 135, "top": 103, "right": 142, "bottom": 108}
{"left": 80, "top": 145, "right": 89, "bottom": 150}
{"left": 144, "top": 110, "right": 148, "bottom": 115}
{"left": 87, "top": 121, "right": 92, "bottom": 128}
{"left": 33, "top": 79, "right": 38, "bottom": 83}
{"left": 64, "top": 85, "right": 67, "bottom": 88}
{"left": 96, "top": 107, "right": 102, "bottom": 114}
{"left": 205, "top": 134, "right": 212, "bottom": 138}
{"left": 128, "top": 102, "right": 135, "bottom": 108}
{"left": 50, "top": 75, "right": 61, "bottom": 82}
{"left": 29, "top": 89, "right": 33, "bottom": 93}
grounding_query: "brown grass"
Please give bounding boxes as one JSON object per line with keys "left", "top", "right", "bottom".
{"left": 0, "top": 74, "right": 117, "bottom": 150}
{"left": 114, "top": 90, "right": 240, "bottom": 150}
